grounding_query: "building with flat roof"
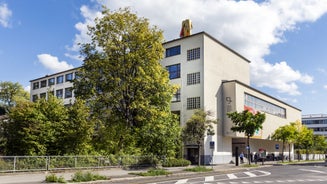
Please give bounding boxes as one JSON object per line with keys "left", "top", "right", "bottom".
{"left": 30, "top": 31, "right": 302, "bottom": 164}
{"left": 302, "top": 114, "right": 327, "bottom": 137}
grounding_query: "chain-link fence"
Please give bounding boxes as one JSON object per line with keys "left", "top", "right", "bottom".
{"left": 0, "top": 155, "right": 161, "bottom": 172}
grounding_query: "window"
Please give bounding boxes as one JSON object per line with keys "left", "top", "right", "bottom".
{"left": 172, "top": 89, "right": 181, "bottom": 102}
{"left": 65, "top": 73, "right": 73, "bottom": 82}
{"left": 187, "top": 72, "right": 200, "bottom": 85}
{"left": 187, "top": 47, "right": 200, "bottom": 61}
{"left": 48, "top": 78, "right": 55, "bottom": 86}
{"left": 65, "top": 87, "right": 73, "bottom": 98}
{"left": 57, "top": 75, "right": 63, "bottom": 84}
{"left": 166, "top": 45, "right": 181, "bottom": 57}
{"left": 32, "top": 82, "right": 39, "bottom": 89}
{"left": 166, "top": 64, "right": 180, "bottom": 79}
{"left": 75, "top": 72, "right": 80, "bottom": 79}
{"left": 56, "top": 89, "right": 63, "bottom": 99}
{"left": 244, "top": 93, "right": 286, "bottom": 118}
{"left": 187, "top": 97, "right": 200, "bottom": 110}
{"left": 32, "top": 94, "right": 38, "bottom": 102}
{"left": 172, "top": 111, "right": 181, "bottom": 123}
{"left": 40, "top": 93, "right": 46, "bottom": 99}
{"left": 40, "top": 80, "right": 47, "bottom": 88}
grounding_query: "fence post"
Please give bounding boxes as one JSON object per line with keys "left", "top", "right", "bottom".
{"left": 13, "top": 156, "right": 16, "bottom": 172}
{"left": 46, "top": 156, "right": 49, "bottom": 171}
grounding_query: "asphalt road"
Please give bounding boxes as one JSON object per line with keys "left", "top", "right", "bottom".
{"left": 106, "top": 164, "right": 327, "bottom": 184}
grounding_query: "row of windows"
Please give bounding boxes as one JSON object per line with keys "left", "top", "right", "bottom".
{"left": 32, "top": 72, "right": 75, "bottom": 90}
{"left": 302, "top": 119, "right": 327, "bottom": 125}
{"left": 166, "top": 64, "right": 201, "bottom": 86}
{"left": 244, "top": 93, "right": 286, "bottom": 118}
{"left": 312, "top": 127, "right": 327, "bottom": 132}
{"left": 165, "top": 45, "right": 201, "bottom": 61}
{"left": 32, "top": 87, "right": 73, "bottom": 102}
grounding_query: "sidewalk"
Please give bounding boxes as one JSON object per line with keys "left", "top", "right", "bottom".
{"left": 0, "top": 163, "right": 271, "bottom": 184}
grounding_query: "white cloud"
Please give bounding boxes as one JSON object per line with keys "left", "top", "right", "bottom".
{"left": 37, "top": 54, "right": 74, "bottom": 73}
{"left": 0, "top": 3, "right": 12, "bottom": 28}
{"left": 69, "top": 0, "right": 327, "bottom": 96}
{"left": 324, "top": 85, "right": 327, "bottom": 90}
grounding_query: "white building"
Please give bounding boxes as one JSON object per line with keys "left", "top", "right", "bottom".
{"left": 30, "top": 31, "right": 302, "bottom": 164}
{"left": 30, "top": 68, "right": 77, "bottom": 105}
{"left": 302, "top": 114, "right": 327, "bottom": 137}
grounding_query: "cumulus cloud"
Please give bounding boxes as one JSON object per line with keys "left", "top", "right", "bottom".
{"left": 37, "top": 54, "right": 74, "bottom": 73}
{"left": 0, "top": 3, "right": 12, "bottom": 28}
{"left": 69, "top": 0, "right": 327, "bottom": 96}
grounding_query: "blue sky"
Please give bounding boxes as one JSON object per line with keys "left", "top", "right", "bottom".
{"left": 1, "top": 0, "right": 327, "bottom": 115}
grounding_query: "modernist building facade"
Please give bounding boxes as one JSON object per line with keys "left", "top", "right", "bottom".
{"left": 302, "top": 114, "right": 327, "bottom": 137}
{"left": 30, "top": 68, "right": 77, "bottom": 105}
{"left": 30, "top": 31, "right": 302, "bottom": 164}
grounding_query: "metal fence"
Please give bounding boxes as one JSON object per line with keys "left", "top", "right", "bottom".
{"left": 0, "top": 155, "right": 159, "bottom": 172}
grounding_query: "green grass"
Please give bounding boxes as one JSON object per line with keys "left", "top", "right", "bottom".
{"left": 71, "top": 171, "right": 109, "bottom": 182}
{"left": 241, "top": 164, "right": 259, "bottom": 168}
{"left": 132, "top": 168, "right": 172, "bottom": 176}
{"left": 45, "top": 173, "right": 66, "bottom": 183}
{"left": 184, "top": 166, "right": 213, "bottom": 172}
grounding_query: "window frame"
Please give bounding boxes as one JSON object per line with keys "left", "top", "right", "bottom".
{"left": 166, "top": 63, "right": 181, "bottom": 79}
{"left": 187, "top": 97, "right": 201, "bottom": 110}
{"left": 165, "top": 45, "right": 181, "bottom": 57}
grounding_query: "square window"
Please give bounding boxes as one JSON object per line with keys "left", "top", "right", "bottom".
{"left": 48, "top": 78, "right": 55, "bottom": 86}
{"left": 40, "top": 93, "right": 46, "bottom": 99}
{"left": 56, "top": 89, "right": 63, "bottom": 99}
{"left": 65, "top": 73, "right": 73, "bottom": 82}
{"left": 57, "top": 75, "right": 64, "bottom": 84}
{"left": 65, "top": 87, "right": 73, "bottom": 98}
{"left": 40, "top": 80, "right": 47, "bottom": 88}
{"left": 166, "top": 64, "right": 180, "bottom": 79}
{"left": 187, "top": 47, "right": 200, "bottom": 61}
{"left": 187, "top": 72, "right": 200, "bottom": 85}
{"left": 187, "top": 97, "right": 200, "bottom": 110}
{"left": 172, "top": 89, "right": 181, "bottom": 102}
{"left": 33, "top": 82, "right": 39, "bottom": 90}
{"left": 32, "top": 94, "right": 38, "bottom": 102}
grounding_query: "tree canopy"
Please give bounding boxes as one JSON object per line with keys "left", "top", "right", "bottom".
{"left": 272, "top": 122, "right": 298, "bottom": 162}
{"left": 74, "top": 7, "right": 179, "bottom": 156}
{"left": 2, "top": 95, "right": 93, "bottom": 156}
{"left": 0, "top": 81, "right": 29, "bottom": 113}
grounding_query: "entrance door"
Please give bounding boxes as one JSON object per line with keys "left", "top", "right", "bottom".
{"left": 187, "top": 148, "right": 199, "bottom": 165}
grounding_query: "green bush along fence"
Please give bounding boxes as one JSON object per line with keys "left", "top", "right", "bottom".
{"left": 0, "top": 155, "right": 160, "bottom": 172}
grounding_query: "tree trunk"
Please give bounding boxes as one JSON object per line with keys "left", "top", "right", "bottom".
{"left": 247, "top": 136, "right": 251, "bottom": 165}
{"left": 288, "top": 143, "right": 291, "bottom": 162}
{"left": 198, "top": 144, "right": 201, "bottom": 166}
{"left": 282, "top": 140, "right": 285, "bottom": 162}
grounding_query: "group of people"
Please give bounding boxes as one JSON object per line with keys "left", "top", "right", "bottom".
{"left": 239, "top": 152, "right": 261, "bottom": 164}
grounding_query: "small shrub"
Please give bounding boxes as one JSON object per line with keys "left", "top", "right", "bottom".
{"left": 45, "top": 173, "right": 66, "bottom": 183}
{"left": 184, "top": 166, "right": 213, "bottom": 172}
{"left": 133, "top": 168, "right": 172, "bottom": 176}
{"left": 71, "top": 171, "right": 108, "bottom": 182}
{"left": 162, "top": 158, "right": 191, "bottom": 167}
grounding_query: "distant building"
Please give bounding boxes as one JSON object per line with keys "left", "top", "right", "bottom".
{"left": 30, "top": 31, "right": 302, "bottom": 164}
{"left": 30, "top": 68, "right": 77, "bottom": 105}
{"left": 302, "top": 114, "right": 327, "bottom": 137}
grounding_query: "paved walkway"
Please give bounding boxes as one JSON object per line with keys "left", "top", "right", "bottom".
{"left": 0, "top": 163, "right": 273, "bottom": 184}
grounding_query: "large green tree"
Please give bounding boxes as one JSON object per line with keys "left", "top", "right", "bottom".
{"left": 227, "top": 110, "right": 266, "bottom": 165}
{"left": 0, "top": 81, "right": 29, "bottom": 113}
{"left": 3, "top": 95, "right": 93, "bottom": 155}
{"left": 74, "top": 8, "right": 177, "bottom": 155}
{"left": 297, "top": 125, "right": 314, "bottom": 160}
{"left": 272, "top": 122, "right": 298, "bottom": 162}
{"left": 182, "top": 109, "right": 217, "bottom": 165}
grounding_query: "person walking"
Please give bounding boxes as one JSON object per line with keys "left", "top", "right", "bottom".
{"left": 240, "top": 152, "right": 244, "bottom": 164}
